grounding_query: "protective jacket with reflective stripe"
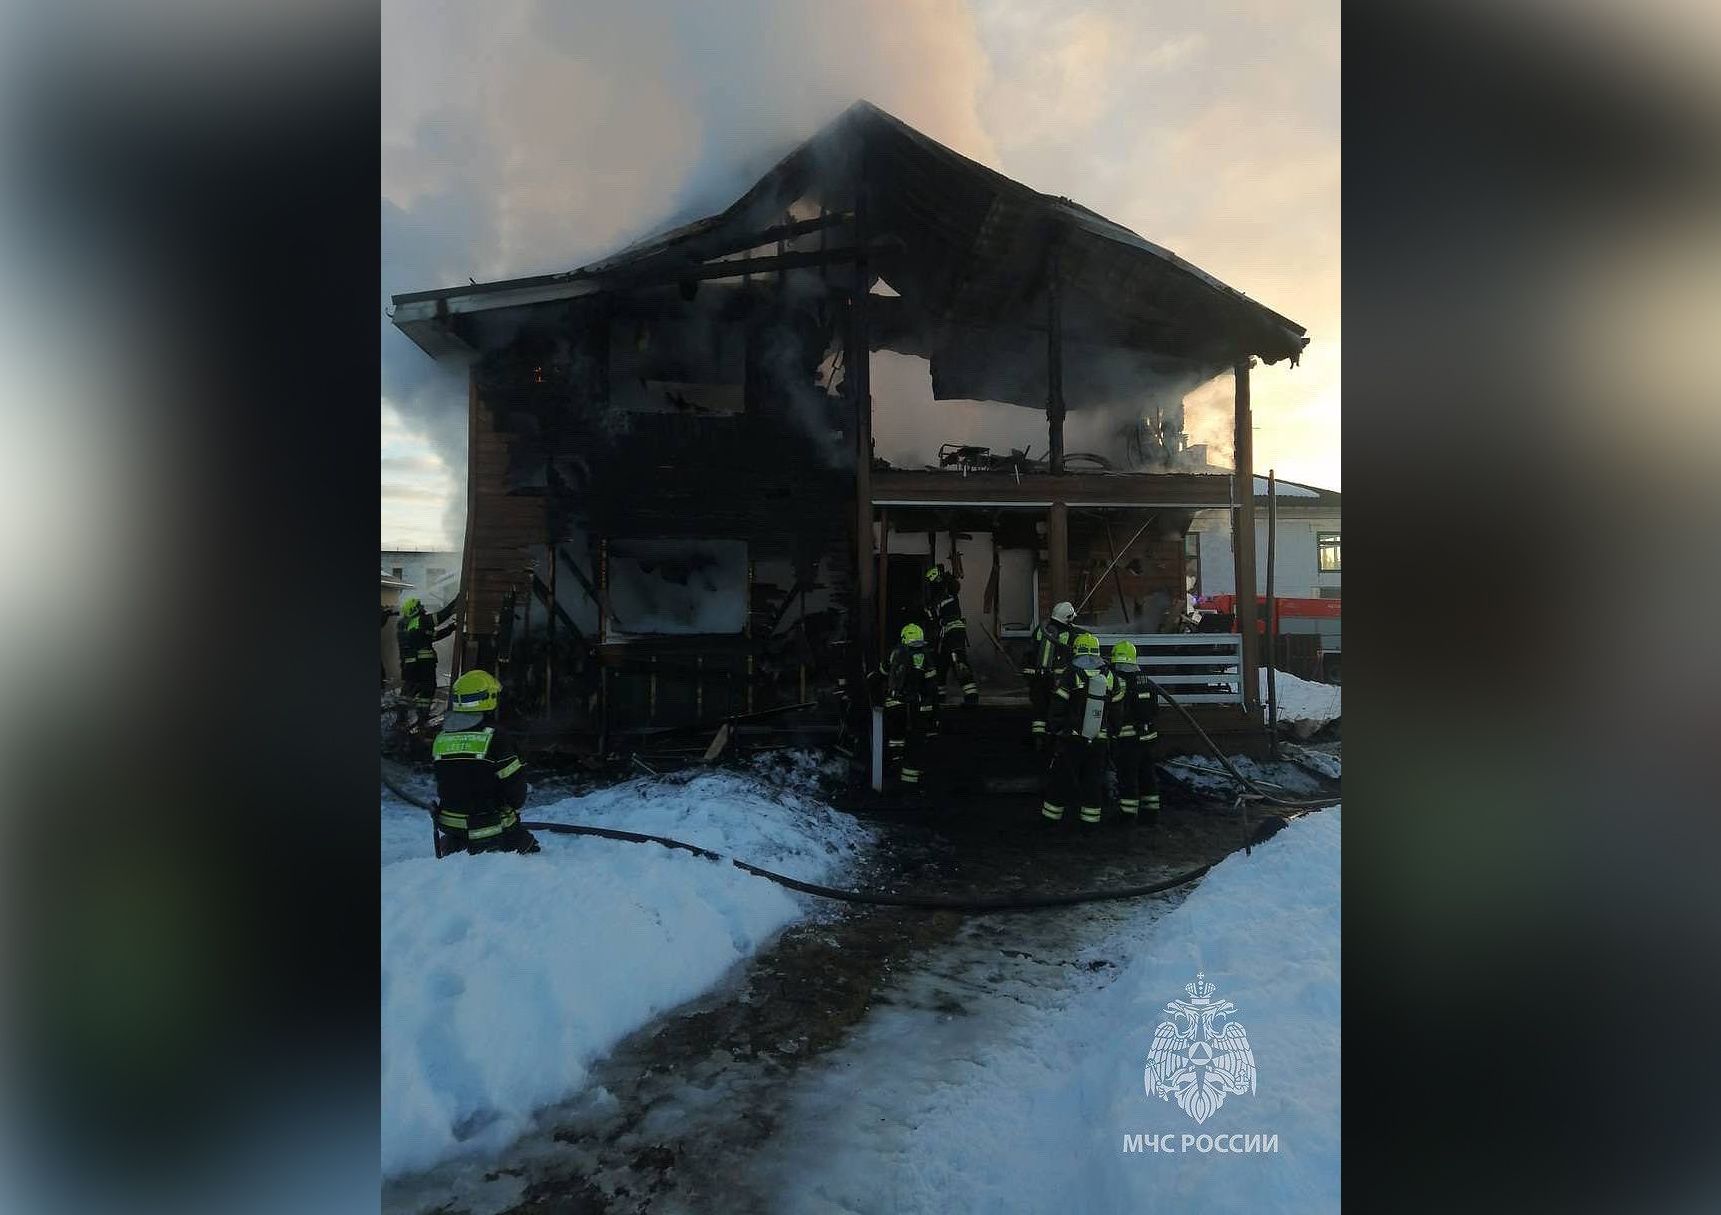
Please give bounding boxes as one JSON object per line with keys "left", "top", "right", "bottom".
{"left": 1025, "top": 619, "right": 1076, "bottom": 677}
{"left": 398, "top": 610, "right": 436, "bottom": 665}
{"left": 931, "top": 589, "right": 967, "bottom": 640}
{"left": 882, "top": 644, "right": 939, "bottom": 711}
{"left": 431, "top": 724, "right": 527, "bottom": 838}
{"left": 1107, "top": 662, "right": 1160, "bottom": 739}
{"left": 1048, "top": 660, "right": 1117, "bottom": 739}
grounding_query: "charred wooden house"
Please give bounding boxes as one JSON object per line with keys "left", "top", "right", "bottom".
{"left": 390, "top": 101, "right": 1307, "bottom": 761}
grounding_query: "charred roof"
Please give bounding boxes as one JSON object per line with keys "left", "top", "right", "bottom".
{"left": 392, "top": 100, "right": 1308, "bottom": 395}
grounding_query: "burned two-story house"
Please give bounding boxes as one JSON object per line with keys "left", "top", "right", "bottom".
{"left": 389, "top": 101, "right": 1307, "bottom": 764}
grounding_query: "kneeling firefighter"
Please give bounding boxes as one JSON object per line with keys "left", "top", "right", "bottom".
{"left": 1042, "top": 632, "right": 1115, "bottom": 825}
{"left": 925, "top": 565, "right": 979, "bottom": 707}
{"left": 430, "top": 670, "right": 539, "bottom": 856}
{"left": 1106, "top": 641, "right": 1161, "bottom": 826}
{"left": 881, "top": 622, "right": 940, "bottom": 792}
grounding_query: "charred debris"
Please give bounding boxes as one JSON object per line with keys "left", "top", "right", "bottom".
{"left": 390, "top": 101, "right": 1307, "bottom": 763}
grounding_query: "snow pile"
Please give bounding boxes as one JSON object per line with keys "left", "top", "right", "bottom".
{"left": 380, "top": 766, "right": 871, "bottom": 1178}
{"left": 1260, "top": 668, "right": 1341, "bottom": 727}
{"left": 761, "top": 809, "right": 1340, "bottom": 1213}
{"left": 1162, "top": 753, "right": 1330, "bottom": 799}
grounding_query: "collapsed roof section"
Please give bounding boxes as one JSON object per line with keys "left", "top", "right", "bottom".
{"left": 391, "top": 101, "right": 1307, "bottom": 412}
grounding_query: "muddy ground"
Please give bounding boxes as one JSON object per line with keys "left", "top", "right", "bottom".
{"left": 383, "top": 761, "right": 1330, "bottom": 1215}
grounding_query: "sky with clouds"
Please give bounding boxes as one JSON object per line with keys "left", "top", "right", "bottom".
{"left": 381, "top": 0, "right": 1339, "bottom": 550}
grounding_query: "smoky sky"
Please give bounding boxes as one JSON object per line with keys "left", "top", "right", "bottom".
{"left": 381, "top": 0, "right": 1340, "bottom": 545}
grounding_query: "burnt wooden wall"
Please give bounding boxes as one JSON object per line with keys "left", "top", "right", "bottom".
{"left": 464, "top": 287, "right": 859, "bottom": 741}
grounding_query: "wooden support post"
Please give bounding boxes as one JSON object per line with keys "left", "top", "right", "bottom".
{"left": 852, "top": 185, "right": 875, "bottom": 670}
{"left": 877, "top": 508, "right": 890, "bottom": 646}
{"left": 1233, "top": 359, "right": 1261, "bottom": 712}
{"left": 545, "top": 541, "right": 557, "bottom": 713}
{"left": 1046, "top": 246, "right": 1066, "bottom": 475}
{"left": 1266, "top": 468, "right": 1280, "bottom": 751}
{"left": 455, "top": 367, "right": 480, "bottom": 676}
{"left": 1048, "top": 500, "right": 1070, "bottom": 608}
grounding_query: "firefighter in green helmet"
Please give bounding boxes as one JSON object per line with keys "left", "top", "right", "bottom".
{"left": 880, "top": 621, "right": 940, "bottom": 793}
{"left": 1106, "top": 640, "right": 1161, "bottom": 826}
{"left": 429, "top": 670, "right": 539, "bottom": 856}
{"left": 1042, "top": 632, "right": 1116, "bottom": 825}
{"left": 396, "top": 596, "right": 438, "bottom": 726}
{"left": 923, "top": 565, "right": 979, "bottom": 707}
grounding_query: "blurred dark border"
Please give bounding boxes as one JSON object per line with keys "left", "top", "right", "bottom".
{"left": 5, "top": 0, "right": 1719, "bottom": 1209}
{"left": 3, "top": 8, "right": 383, "bottom": 1213}
{"left": 1346, "top": 1, "right": 1721, "bottom": 1209}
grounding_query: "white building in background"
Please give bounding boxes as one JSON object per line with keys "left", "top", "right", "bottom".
{"left": 380, "top": 551, "right": 460, "bottom": 690}
{"left": 1187, "top": 477, "right": 1341, "bottom": 599}
{"left": 1187, "top": 477, "right": 1341, "bottom": 677}
{"left": 380, "top": 549, "right": 460, "bottom": 606}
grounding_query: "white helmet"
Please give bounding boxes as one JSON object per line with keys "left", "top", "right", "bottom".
{"left": 1051, "top": 601, "right": 1076, "bottom": 624}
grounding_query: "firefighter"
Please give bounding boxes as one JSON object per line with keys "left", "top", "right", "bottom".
{"left": 1042, "top": 632, "right": 1115, "bottom": 826}
{"left": 1023, "top": 600, "right": 1078, "bottom": 746}
{"left": 1107, "top": 640, "right": 1161, "bottom": 827}
{"left": 430, "top": 670, "right": 539, "bottom": 856}
{"left": 924, "top": 565, "right": 979, "bottom": 708}
{"left": 396, "top": 597, "right": 438, "bottom": 725}
{"left": 881, "top": 621, "right": 940, "bottom": 793}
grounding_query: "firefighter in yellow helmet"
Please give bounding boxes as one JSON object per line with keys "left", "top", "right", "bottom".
{"left": 879, "top": 621, "right": 940, "bottom": 794}
{"left": 429, "top": 670, "right": 538, "bottom": 856}
{"left": 1106, "top": 640, "right": 1161, "bottom": 826}
{"left": 1042, "top": 632, "right": 1115, "bottom": 825}
{"left": 396, "top": 596, "right": 439, "bottom": 726}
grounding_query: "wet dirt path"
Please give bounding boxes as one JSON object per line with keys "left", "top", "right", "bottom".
{"left": 383, "top": 789, "right": 1306, "bottom": 1215}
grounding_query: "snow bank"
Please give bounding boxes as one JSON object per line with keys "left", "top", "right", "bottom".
{"left": 380, "top": 763, "right": 871, "bottom": 1178}
{"left": 1162, "top": 753, "right": 1331, "bottom": 799}
{"left": 1260, "top": 668, "right": 1341, "bottom": 727}
{"left": 764, "top": 809, "right": 1340, "bottom": 1214}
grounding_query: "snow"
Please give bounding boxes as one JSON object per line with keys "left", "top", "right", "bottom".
{"left": 1260, "top": 668, "right": 1341, "bottom": 727}
{"left": 1162, "top": 753, "right": 1331, "bottom": 799}
{"left": 754, "top": 809, "right": 1341, "bottom": 1214}
{"left": 380, "top": 759, "right": 872, "bottom": 1178}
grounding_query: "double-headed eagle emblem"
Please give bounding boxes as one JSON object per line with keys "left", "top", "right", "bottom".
{"left": 1144, "top": 971, "right": 1257, "bottom": 1124}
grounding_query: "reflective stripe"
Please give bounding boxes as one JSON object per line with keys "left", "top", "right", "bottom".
{"left": 441, "top": 807, "right": 519, "bottom": 839}
{"left": 900, "top": 770, "right": 920, "bottom": 783}
{"left": 1118, "top": 726, "right": 1137, "bottom": 737}
{"left": 1144, "top": 731, "right": 1159, "bottom": 741}
{"left": 496, "top": 758, "right": 523, "bottom": 779}
{"left": 1145, "top": 795, "right": 1161, "bottom": 807}
{"left": 1041, "top": 802, "right": 1064, "bottom": 820}
{"left": 1031, "top": 721, "right": 1046, "bottom": 734}
{"left": 1080, "top": 806, "right": 1102, "bottom": 822}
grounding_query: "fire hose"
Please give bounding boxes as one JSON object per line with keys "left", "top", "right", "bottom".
{"left": 380, "top": 676, "right": 1334, "bottom": 911}
{"left": 381, "top": 766, "right": 1231, "bottom": 911}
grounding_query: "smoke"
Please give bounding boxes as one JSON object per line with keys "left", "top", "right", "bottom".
{"left": 381, "top": 0, "right": 998, "bottom": 543}
{"left": 870, "top": 351, "right": 1226, "bottom": 471}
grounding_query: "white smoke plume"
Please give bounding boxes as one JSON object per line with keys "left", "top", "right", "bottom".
{"left": 382, "top": 0, "right": 999, "bottom": 545}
